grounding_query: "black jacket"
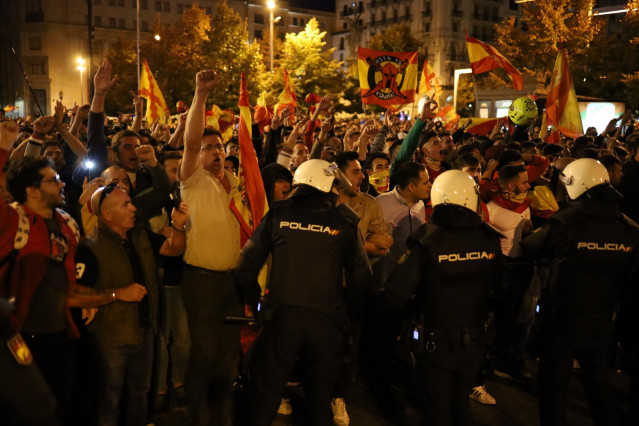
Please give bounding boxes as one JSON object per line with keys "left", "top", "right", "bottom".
{"left": 521, "top": 193, "right": 639, "bottom": 316}
{"left": 381, "top": 204, "right": 504, "bottom": 329}
{"left": 235, "top": 186, "right": 372, "bottom": 313}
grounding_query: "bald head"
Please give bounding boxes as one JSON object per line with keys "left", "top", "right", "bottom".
{"left": 91, "top": 186, "right": 137, "bottom": 236}
{"left": 101, "top": 165, "right": 131, "bottom": 195}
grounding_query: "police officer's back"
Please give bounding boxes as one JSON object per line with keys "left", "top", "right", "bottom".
{"left": 521, "top": 158, "right": 639, "bottom": 426}
{"left": 236, "top": 159, "right": 371, "bottom": 426}
{"left": 382, "top": 170, "right": 503, "bottom": 426}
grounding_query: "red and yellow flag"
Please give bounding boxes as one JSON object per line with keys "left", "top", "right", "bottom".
{"left": 275, "top": 69, "right": 297, "bottom": 118}
{"left": 465, "top": 34, "right": 523, "bottom": 91}
{"left": 205, "top": 105, "right": 235, "bottom": 143}
{"left": 459, "top": 117, "right": 503, "bottom": 136}
{"left": 435, "top": 104, "right": 460, "bottom": 130}
{"left": 138, "top": 59, "right": 170, "bottom": 124}
{"left": 3, "top": 105, "right": 17, "bottom": 112}
{"left": 357, "top": 46, "right": 418, "bottom": 108}
{"left": 418, "top": 60, "right": 443, "bottom": 104}
{"left": 541, "top": 49, "right": 583, "bottom": 141}
{"left": 230, "top": 72, "right": 269, "bottom": 247}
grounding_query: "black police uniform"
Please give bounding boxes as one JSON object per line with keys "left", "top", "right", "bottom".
{"left": 521, "top": 186, "right": 639, "bottom": 426}
{"left": 0, "top": 298, "right": 58, "bottom": 426}
{"left": 381, "top": 204, "right": 503, "bottom": 426}
{"left": 235, "top": 186, "right": 371, "bottom": 426}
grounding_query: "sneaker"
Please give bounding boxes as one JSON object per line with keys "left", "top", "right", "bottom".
{"left": 277, "top": 398, "right": 292, "bottom": 415}
{"left": 331, "top": 398, "right": 350, "bottom": 426}
{"left": 470, "top": 385, "right": 497, "bottom": 405}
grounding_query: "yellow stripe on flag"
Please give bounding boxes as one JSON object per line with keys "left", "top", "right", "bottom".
{"left": 138, "top": 59, "right": 170, "bottom": 124}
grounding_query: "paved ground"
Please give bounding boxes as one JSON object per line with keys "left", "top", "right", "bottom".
{"left": 152, "top": 362, "right": 632, "bottom": 425}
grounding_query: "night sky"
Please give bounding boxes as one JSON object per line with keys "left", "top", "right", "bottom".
{"left": 289, "top": 0, "right": 335, "bottom": 13}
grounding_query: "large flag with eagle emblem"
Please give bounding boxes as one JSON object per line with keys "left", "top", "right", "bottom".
{"left": 139, "top": 59, "right": 170, "bottom": 124}
{"left": 357, "top": 47, "right": 418, "bottom": 108}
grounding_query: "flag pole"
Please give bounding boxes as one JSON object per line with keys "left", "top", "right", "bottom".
{"left": 136, "top": 0, "right": 140, "bottom": 90}
{"left": 470, "top": 73, "right": 480, "bottom": 117}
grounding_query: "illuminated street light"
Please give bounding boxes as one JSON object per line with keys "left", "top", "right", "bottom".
{"left": 268, "top": 1, "right": 275, "bottom": 72}
{"left": 76, "top": 57, "right": 86, "bottom": 105}
{"left": 154, "top": 34, "right": 161, "bottom": 41}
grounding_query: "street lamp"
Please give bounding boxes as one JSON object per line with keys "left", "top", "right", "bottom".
{"left": 76, "top": 57, "right": 86, "bottom": 105}
{"left": 267, "top": 0, "right": 275, "bottom": 72}
{"left": 154, "top": 34, "right": 161, "bottom": 41}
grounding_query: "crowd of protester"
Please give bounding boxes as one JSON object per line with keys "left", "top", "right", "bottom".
{"left": 1, "top": 60, "right": 639, "bottom": 426}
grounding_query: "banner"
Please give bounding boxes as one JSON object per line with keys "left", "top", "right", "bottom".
{"left": 418, "top": 60, "right": 443, "bottom": 104}
{"left": 357, "top": 46, "right": 418, "bottom": 108}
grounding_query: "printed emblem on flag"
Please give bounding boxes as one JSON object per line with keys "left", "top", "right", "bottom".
{"left": 358, "top": 47, "right": 418, "bottom": 108}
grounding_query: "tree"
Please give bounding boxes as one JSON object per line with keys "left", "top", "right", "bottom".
{"left": 263, "top": 18, "right": 346, "bottom": 107}
{"left": 493, "top": 0, "right": 601, "bottom": 74}
{"left": 257, "top": 26, "right": 284, "bottom": 71}
{"left": 368, "top": 23, "right": 423, "bottom": 54}
{"left": 106, "top": 1, "right": 264, "bottom": 114}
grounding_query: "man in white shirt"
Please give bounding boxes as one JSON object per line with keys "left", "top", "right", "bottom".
{"left": 178, "top": 70, "right": 242, "bottom": 426}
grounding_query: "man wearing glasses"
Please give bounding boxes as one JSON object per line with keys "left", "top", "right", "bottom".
{"left": 0, "top": 120, "right": 153, "bottom": 424}
{"left": 178, "top": 70, "right": 243, "bottom": 426}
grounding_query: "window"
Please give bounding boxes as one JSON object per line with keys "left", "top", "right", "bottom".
{"left": 163, "top": 2, "right": 169, "bottom": 12}
{"left": 293, "top": 17, "right": 298, "bottom": 25}
{"left": 340, "top": 53, "right": 344, "bottom": 61}
{"left": 254, "top": 29, "right": 263, "bottom": 39}
{"left": 31, "top": 89, "right": 47, "bottom": 115}
{"left": 452, "top": 21, "right": 459, "bottom": 32}
{"left": 343, "top": 21, "right": 347, "bottom": 30}
{"left": 109, "top": 17, "right": 116, "bottom": 27}
{"left": 254, "top": 13, "right": 264, "bottom": 24}
{"left": 28, "top": 36, "right": 41, "bottom": 50}
{"left": 118, "top": 18, "right": 125, "bottom": 28}
{"left": 28, "top": 60, "right": 46, "bottom": 75}
{"left": 300, "top": 18, "right": 305, "bottom": 26}
{"left": 339, "top": 37, "right": 344, "bottom": 50}
{"left": 370, "top": 13, "right": 375, "bottom": 24}
{"left": 155, "top": 1, "right": 161, "bottom": 11}
{"left": 132, "top": 0, "right": 136, "bottom": 8}
{"left": 118, "top": 0, "right": 124, "bottom": 6}
{"left": 141, "top": 0, "right": 148, "bottom": 9}
{"left": 141, "top": 21, "right": 149, "bottom": 31}
{"left": 177, "top": 4, "right": 183, "bottom": 13}
{"left": 94, "top": 15, "right": 102, "bottom": 26}
{"left": 423, "top": 21, "right": 430, "bottom": 32}
{"left": 109, "top": 0, "right": 115, "bottom": 5}
{"left": 405, "top": 6, "right": 410, "bottom": 17}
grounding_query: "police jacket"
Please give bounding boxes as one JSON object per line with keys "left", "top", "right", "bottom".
{"left": 235, "top": 186, "right": 372, "bottom": 313}
{"left": 380, "top": 204, "right": 503, "bottom": 329}
{"left": 521, "top": 189, "right": 639, "bottom": 317}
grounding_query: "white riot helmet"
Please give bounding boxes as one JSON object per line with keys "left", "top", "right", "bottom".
{"left": 559, "top": 158, "right": 610, "bottom": 200}
{"left": 431, "top": 170, "right": 480, "bottom": 212}
{"left": 293, "top": 159, "right": 337, "bottom": 193}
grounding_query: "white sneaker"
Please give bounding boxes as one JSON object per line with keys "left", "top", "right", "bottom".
{"left": 469, "top": 385, "right": 497, "bottom": 405}
{"left": 277, "top": 398, "right": 292, "bottom": 415}
{"left": 331, "top": 398, "right": 350, "bottom": 425}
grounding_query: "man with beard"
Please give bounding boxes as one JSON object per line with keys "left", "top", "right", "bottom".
{"left": 486, "top": 165, "right": 534, "bottom": 381}
{"left": 0, "top": 120, "right": 150, "bottom": 424}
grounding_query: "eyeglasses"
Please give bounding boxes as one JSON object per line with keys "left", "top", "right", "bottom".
{"left": 42, "top": 174, "right": 62, "bottom": 185}
{"left": 201, "top": 144, "right": 225, "bottom": 152}
{"left": 98, "top": 182, "right": 118, "bottom": 212}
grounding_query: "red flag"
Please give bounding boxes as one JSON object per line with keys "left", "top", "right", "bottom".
{"left": 465, "top": 34, "right": 523, "bottom": 91}
{"left": 230, "top": 72, "right": 269, "bottom": 247}
{"left": 275, "top": 69, "right": 297, "bottom": 119}
{"left": 542, "top": 49, "right": 583, "bottom": 139}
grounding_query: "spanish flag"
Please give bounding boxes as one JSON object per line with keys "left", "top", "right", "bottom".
{"left": 230, "top": 72, "right": 269, "bottom": 247}
{"left": 459, "top": 117, "right": 502, "bottom": 136}
{"left": 465, "top": 34, "right": 523, "bottom": 91}
{"left": 275, "top": 68, "right": 297, "bottom": 118}
{"left": 138, "top": 59, "right": 170, "bottom": 124}
{"left": 541, "top": 49, "right": 583, "bottom": 140}
{"left": 418, "top": 60, "right": 443, "bottom": 104}
{"left": 205, "top": 105, "right": 235, "bottom": 143}
{"left": 357, "top": 46, "right": 418, "bottom": 108}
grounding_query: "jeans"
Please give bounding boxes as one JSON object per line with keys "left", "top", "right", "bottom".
{"left": 182, "top": 266, "right": 242, "bottom": 426}
{"left": 158, "top": 285, "right": 191, "bottom": 392}
{"left": 95, "top": 327, "right": 154, "bottom": 426}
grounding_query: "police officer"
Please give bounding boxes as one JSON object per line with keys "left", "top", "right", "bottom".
{"left": 521, "top": 158, "right": 639, "bottom": 426}
{"left": 380, "top": 170, "right": 504, "bottom": 425}
{"left": 235, "top": 159, "right": 371, "bottom": 426}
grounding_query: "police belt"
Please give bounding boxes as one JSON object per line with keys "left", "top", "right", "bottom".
{"left": 422, "top": 324, "right": 487, "bottom": 353}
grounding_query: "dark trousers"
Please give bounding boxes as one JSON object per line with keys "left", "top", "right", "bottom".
{"left": 539, "top": 317, "right": 618, "bottom": 426}
{"left": 248, "top": 306, "right": 342, "bottom": 426}
{"left": 23, "top": 331, "right": 76, "bottom": 425}
{"left": 182, "top": 266, "right": 242, "bottom": 426}
{"left": 95, "top": 327, "right": 154, "bottom": 426}
{"left": 417, "top": 340, "right": 483, "bottom": 426}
